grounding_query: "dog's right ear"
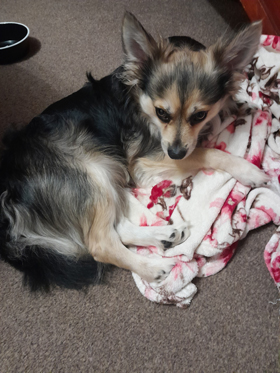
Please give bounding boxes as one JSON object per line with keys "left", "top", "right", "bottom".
{"left": 122, "top": 12, "right": 157, "bottom": 63}
{"left": 210, "top": 21, "right": 262, "bottom": 72}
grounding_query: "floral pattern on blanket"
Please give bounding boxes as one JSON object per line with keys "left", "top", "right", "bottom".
{"left": 128, "top": 35, "right": 280, "bottom": 307}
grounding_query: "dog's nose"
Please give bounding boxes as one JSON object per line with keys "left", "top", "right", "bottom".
{"left": 167, "top": 146, "right": 187, "bottom": 160}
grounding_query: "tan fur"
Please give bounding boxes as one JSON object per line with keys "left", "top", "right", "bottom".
{"left": 131, "top": 147, "right": 270, "bottom": 189}
{"left": 140, "top": 82, "right": 228, "bottom": 158}
{"left": 86, "top": 195, "right": 178, "bottom": 283}
{"left": 84, "top": 158, "right": 184, "bottom": 283}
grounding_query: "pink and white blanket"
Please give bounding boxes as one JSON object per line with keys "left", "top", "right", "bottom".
{"left": 127, "top": 35, "right": 280, "bottom": 307}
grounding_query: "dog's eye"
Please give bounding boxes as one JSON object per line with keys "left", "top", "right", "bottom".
{"left": 155, "top": 107, "right": 171, "bottom": 123}
{"left": 190, "top": 111, "right": 207, "bottom": 125}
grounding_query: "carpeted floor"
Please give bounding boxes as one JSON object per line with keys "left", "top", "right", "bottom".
{"left": 0, "top": 1, "right": 279, "bottom": 372}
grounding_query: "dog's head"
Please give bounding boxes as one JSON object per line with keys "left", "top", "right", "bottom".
{"left": 121, "top": 12, "right": 262, "bottom": 160}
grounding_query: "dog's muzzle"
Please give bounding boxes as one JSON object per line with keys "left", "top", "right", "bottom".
{"left": 167, "top": 145, "right": 187, "bottom": 160}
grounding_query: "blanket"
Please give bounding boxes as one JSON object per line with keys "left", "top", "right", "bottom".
{"left": 127, "top": 35, "right": 280, "bottom": 308}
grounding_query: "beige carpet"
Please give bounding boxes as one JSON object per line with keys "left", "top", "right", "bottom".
{"left": 0, "top": 0, "right": 279, "bottom": 372}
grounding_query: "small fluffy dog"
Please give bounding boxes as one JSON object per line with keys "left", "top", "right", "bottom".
{"left": 0, "top": 13, "right": 268, "bottom": 291}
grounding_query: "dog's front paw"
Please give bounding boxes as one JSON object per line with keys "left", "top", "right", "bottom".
{"left": 139, "top": 257, "right": 176, "bottom": 284}
{"left": 236, "top": 163, "right": 270, "bottom": 187}
{"left": 230, "top": 158, "right": 270, "bottom": 187}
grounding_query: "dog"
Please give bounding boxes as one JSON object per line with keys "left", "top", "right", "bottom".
{"left": 0, "top": 12, "right": 268, "bottom": 291}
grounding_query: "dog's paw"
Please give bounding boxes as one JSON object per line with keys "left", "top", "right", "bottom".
{"left": 151, "top": 224, "right": 189, "bottom": 251}
{"left": 160, "top": 224, "right": 189, "bottom": 250}
{"left": 139, "top": 257, "right": 176, "bottom": 284}
{"left": 236, "top": 163, "right": 270, "bottom": 187}
{"left": 230, "top": 158, "right": 270, "bottom": 187}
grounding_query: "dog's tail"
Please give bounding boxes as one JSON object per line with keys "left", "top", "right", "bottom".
{"left": 0, "top": 218, "right": 104, "bottom": 292}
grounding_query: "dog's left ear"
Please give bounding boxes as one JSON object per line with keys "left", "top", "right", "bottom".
{"left": 210, "top": 21, "right": 262, "bottom": 71}
{"left": 122, "top": 12, "right": 157, "bottom": 63}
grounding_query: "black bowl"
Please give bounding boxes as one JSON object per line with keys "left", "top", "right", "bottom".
{"left": 0, "top": 22, "right": 30, "bottom": 64}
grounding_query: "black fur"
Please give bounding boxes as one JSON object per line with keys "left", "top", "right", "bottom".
{"left": 0, "top": 230, "right": 103, "bottom": 292}
{"left": 167, "top": 36, "right": 205, "bottom": 51}
{"left": 0, "top": 67, "right": 162, "bottom": 291}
